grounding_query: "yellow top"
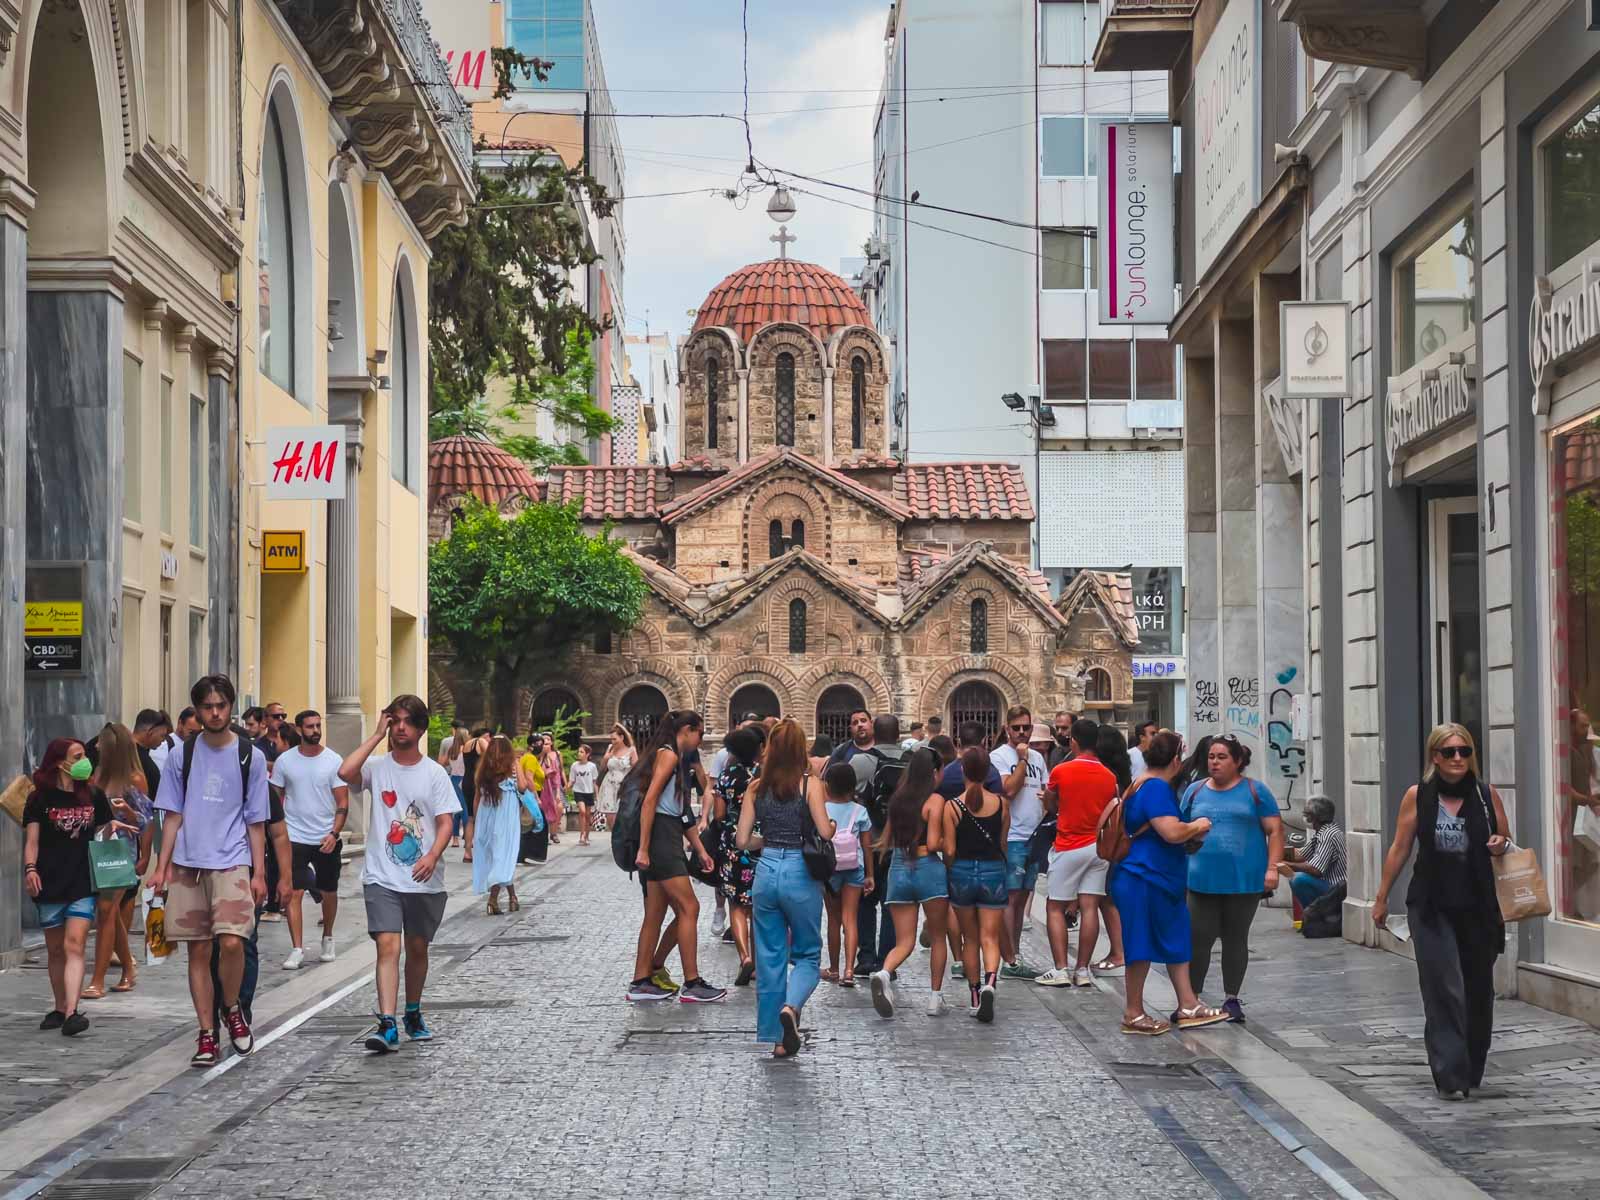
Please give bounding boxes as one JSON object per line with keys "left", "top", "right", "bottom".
{"left": 519, "top": 752, "right": 546, "bottom": 792}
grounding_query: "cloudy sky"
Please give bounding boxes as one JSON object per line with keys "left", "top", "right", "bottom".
{"left": 588, "top": 0, "right": 886, "bottom": 348}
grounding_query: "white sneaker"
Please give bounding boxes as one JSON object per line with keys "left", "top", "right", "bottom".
{"left": 1035, "top": 967, "right": 1075, "bottom": 987}
{"left": 1071, "top": 967, "right": 1096, "bottom": 988}
{"left": 870, "top": 969, "right": 895, "bottom": 1017}
{"left": 282, "top": 947, "right": 304, "bottom": 971}
{"left": 1022, "top": 916, "right": 1034, "bottom": 932}
{"left": 927, "top": 989, "right": 947, "bottom": 1017}
{"left": 319, "top": 936, "right": 336, "bottom": 963}
{"left": 711, "top": 908, "right": 727, "bottom": 938}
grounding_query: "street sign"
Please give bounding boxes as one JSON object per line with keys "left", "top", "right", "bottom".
{"left": 1280, "top": 301, "right": 1352, "bottom": 398}
{"left": 262, "top": 529, "right": 307, "bottom": 573}
{"left": 25, "top": 636, "right": 82, "bottom": 674}
{"left": 265, "top": 426, "right": 345, "bottom": 500}
{"left": 1097, "top": 121, "right": 1175, "bottom": 325}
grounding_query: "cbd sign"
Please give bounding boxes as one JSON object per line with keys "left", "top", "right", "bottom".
{"left": 266, "top": 425, "right": 346, "bottom": 500}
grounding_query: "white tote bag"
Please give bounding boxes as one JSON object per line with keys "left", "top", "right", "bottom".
{"left": 1574, "top": 803, "right": 1600, "bottom": 854}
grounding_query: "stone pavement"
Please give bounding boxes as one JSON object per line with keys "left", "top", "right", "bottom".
{"left": 2, "top": 838, "right": 1598, "bottom": 1200}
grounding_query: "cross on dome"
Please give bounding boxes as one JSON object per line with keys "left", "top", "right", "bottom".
{"left": 770, "top": 226, "right": 796, "bottom": 259}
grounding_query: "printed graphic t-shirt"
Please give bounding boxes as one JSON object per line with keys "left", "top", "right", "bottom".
{"left": 360, "top": 755, "right": 460, "bottom": 894}
{"left": 569, "top": 761, "right": 599, "bottom": 795}
{"left": 271, "top": 747, "right": 347, "bottom": 844}
{"left": 25, "top": 785, "right": 112, "bottom": 903}
{"left": 154, "top": 736, "right": 271, "bottom": 869}
{"left": 991, "top": 743, "right": 1047, "bottom": 842}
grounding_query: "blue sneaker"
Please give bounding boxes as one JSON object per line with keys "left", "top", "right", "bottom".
{"left": 365, "top": 1016, "right": 400, "bottom": 1053}
{"left": 403, "top": 1010, "right": 433, "bottom": 1041}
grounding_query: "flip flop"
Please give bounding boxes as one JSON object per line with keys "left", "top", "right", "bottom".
{"left": 79, "top": 985, "right": 105, "bottom": 1000}
{"left": 111, "top": 978, "right": 136, "bottom": 993}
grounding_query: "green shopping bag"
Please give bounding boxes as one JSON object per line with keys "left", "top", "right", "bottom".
{"left": 88, "top": 835, "right": 139, "bottom": 892}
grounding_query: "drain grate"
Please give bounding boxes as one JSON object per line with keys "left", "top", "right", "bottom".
{"left": 488, "top": 934, "right": 571, "bottom": 945}
{"left": 39, "top": 1184, "right": 158, "bottom": 1200}
{"left": 74, "top": 1158, "right": 191, "bottom": 1182}
{"left": 423, "top": 998, "right": 517, "bottom": 1010}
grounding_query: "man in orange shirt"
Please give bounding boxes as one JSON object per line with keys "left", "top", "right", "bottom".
{"left": 1036, "top": 719, "right": 1117, "bottom": 987}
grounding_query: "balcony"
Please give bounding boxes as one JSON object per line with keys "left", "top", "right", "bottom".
{"left": 274, "top": 0, "right": 476, "bottom": 237}
{"left": 1274, "top": 0, "right": 1428, "bottom": 80}
{"left": 1093, "top": 0, "right": 1197, "bottom": 73}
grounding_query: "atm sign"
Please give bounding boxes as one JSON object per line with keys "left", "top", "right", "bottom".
{"left": 262, "top": 530, "right": 306, "bottom": 573}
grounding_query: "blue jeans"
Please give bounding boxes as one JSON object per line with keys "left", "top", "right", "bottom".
{"left": 752, "top": 849, "right": 823, "bottom": 1044}
{"left": 1290, "top": 873, "right": 1333, "bottom": 908}
{"left": 450, "top": 777, "right": 467, "bottom": 837}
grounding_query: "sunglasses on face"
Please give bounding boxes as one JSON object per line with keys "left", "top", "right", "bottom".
{"left": 1435, "top": 746, "right": 1472, "bottom": 760}
{"left": 1009, "top": 724, "right": 1030, "bottom": 733}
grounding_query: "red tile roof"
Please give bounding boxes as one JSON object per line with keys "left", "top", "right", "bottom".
{"left": 693, "top": 259, "right": 873, "bottom": 343}
{"left": 897, "top": 463, "right": 1035, "bottom": 521}
{"left": 660, "top": 448, "right": 909, "bottom": 526}
{"left": 428, "top": 436, "right": 540, "bottom": 511}
{"left": 546, "top": 465, "right": 670, "bottom": 519}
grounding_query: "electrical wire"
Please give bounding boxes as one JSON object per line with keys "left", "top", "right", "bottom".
{"left": 741, "top": 0, "right": 755, "bottom": 169}
{"left": 468, "top": 187, "right": 726, "bottom": 212}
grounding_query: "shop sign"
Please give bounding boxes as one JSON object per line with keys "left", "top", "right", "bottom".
{"left": 1529, "top": 266, "right": 1600, "bottom": 396}
{"left": 1133, "top": 656, "right": 1186, "bottom": 680}
{"left": 24, "top": 601, "right": 82, "bottom": 637}
{"left": 265, "top": 426, "right": 345, "bottom": 500}
{"left": 1132, "top": 566, "right": 1181, "bottom": 654}
{"left": 1194, "top": 0, "right": 1259, "bottom": 282}
{"left": 25, "top": 636, "right": 82, "bottom": 674}
{"left": 421, "top": 0, "right": 496, "bottom": 102}
{"left": 1280, "top": 301, "right": 1351, "bottom": 399}
{"left": 1098, "top": 122, "right": 1175, "bottom": 325}
{"left": 262, "top": 530, "right": 306, "bottom": 573}
{"left": 1385, "top": 351, "right": 1476, "bottom": 483}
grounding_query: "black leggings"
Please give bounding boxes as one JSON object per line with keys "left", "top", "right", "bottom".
{"left": 1187, "top": 891, "right": 1260, "bottom": 997}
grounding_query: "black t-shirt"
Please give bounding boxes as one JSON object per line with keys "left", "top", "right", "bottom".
{"left": 24, "top": 785, "right": 113, "bottom": 903}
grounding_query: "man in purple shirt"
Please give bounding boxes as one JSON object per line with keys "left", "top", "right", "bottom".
{"left": 151, "top": 674, "right": 270, "bottom": 1068}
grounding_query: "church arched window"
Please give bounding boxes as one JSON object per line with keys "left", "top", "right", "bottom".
{"left": 851, "top": 355, "right": 866, "bottom": 449}
{"left": 970, "top": 598, "right": 988, "bottom": 654}
{"left": 789, "top": 598, "right": 807, "bottom": 653}
{"left": 706, "top": 357, "right": 720, "bottom": 450}
{"left": 769, "top": 519, "right": 785, "bottom": 558}
{"left": 775, "top": 352, "right": 795, "bottom": 446}
{"left": 791, "top": 518, "right": 805, "bottom": 550}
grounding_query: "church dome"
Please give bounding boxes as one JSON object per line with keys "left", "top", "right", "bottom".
{"left": 693, "top": 259, "right": 872, "bottom": 344}
{"left": 428, "top": 435, "right": 539, "bottom": 511}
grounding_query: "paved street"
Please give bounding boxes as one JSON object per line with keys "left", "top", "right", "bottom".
{"left": 0, "top": 837, "right": 1597, "bottom": 1200}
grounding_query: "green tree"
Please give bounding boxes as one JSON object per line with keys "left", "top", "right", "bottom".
{"left": 428, "top": 49, "right": 615, "bottom": 469}
{"left": 429, "top": 499, "right": 646, "bottom": 732}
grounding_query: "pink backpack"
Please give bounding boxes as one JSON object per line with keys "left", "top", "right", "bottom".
{"left": 830, "top": 803, "right": 862, "bottom": 870}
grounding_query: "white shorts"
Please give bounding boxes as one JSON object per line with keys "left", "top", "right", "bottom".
{"left": 1047, "top": 843, "right": 1108, "bottom": 901}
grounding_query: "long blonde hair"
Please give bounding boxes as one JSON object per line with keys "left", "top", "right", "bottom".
{"left": 94, "top": 722, "right": 147, "bottom": 797}
{"left": 1423, "top": 722, "right": 1479, "bottom": 781}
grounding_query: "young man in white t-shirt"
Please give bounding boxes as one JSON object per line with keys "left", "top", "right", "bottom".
{"left": 272, "top": 709, "right": 350, "bottom": 970}
{"left": 338, "top": 694, "right": 459, "bottom": 1053}
{"left": 990, "top": 704, "right": 1048, "bottom": 980}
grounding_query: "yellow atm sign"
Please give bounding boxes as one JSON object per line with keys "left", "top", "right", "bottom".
{"left": 262, "top": 530, "right": 306, "bottom": 573}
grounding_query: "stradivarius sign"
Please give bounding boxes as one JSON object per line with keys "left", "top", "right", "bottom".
{"left": 1530, "top": 263, "right": 1600, "bottom": 395}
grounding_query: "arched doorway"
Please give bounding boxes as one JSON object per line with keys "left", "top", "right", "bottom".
{"left": 618, "top": 684, "right": 669, "bottom": 747}
{"left": 815, "top": 685, "right": 865, "bottom": 748}
{"left": 729, "top": 683, "right": 781, "bottom": 729}
{"left": 530, "top": 687, "right": 584, "bottom": 747}
{"left": 949, "top": 681, "right": 1003, "bottom": 745}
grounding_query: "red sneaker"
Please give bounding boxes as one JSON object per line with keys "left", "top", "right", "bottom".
{"left": 191, "top": 1029, "right": 219, "bottom": 1068}
{"left": 223, "top": 1005, "right": 254, "bottom": 1055}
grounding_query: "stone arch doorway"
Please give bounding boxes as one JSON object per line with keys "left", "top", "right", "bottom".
{"left": 729, "top": 683, "right": 781, "bottom": 729}
{"left": 815, "top": 684, "right": 865, "bottom": 748}
{"left": 619, "top": 684, "right": 669, "bottom": 747}
{"left": 949, "top": 681, "right": 1004, "bottom": 745}
{"left": 530, "top": 686, "right": 584, "bottom": 747}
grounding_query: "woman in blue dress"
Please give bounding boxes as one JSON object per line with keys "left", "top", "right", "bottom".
{"left": 466, "top": 736, "right": 524, "bottom": 914}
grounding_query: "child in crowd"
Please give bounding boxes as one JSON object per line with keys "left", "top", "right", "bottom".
{"left": 821, "top": 762, "right": 874, "bottom": 988}
{"left": 569, "top": 744, "right": 598, "bottom": 847}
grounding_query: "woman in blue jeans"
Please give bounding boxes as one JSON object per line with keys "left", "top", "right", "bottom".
{"left": 940, "top": 746, "right": 1009, "bottom": 1022}
{"left": 736, "top": 719, "right": 836, "bottom": 1059}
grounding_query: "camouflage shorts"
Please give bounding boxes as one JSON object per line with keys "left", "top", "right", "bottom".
{"left": 164, "top": 864, "right": 255, "bottom": 941}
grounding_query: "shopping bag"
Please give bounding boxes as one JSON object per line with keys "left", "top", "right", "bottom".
{"left": 88, "top": 835, "right": 140, "bottom": 892}
{"left": 145, "top": 893, "right": 171, "bottom": 961}
{"left": 1492, "top": 844, "right": 1553, "bottom": 921}
{"left": 1574, "top": 803, "right": 1600, "bottom": 854}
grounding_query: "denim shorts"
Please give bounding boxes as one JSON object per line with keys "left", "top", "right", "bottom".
{"left": 827, "top": 862, "right": 866, "bottom": 893}
{"left": 948, "top": 858, "right": 1009, "bottom": 909}
{"left": 1005, "top": 840, "right": 1041, "bottom": 893}
{"left": 885, "top": 852, "right": 947, "bottom": 905}
{"left": 36, "top": 895, "right": 96, "bottom": 929}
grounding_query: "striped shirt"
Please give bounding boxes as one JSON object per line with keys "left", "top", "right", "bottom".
{"left": 1302, "top": 822, "right": 1347, "bottom": 888}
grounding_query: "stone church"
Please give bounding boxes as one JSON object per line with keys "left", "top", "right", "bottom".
{"left": 430, "top": 257, "right": 1138, "bottom": 744}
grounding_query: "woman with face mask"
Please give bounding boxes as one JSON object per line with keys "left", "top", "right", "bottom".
{"left": 22, "top": 738, "right": 127, "bottom": 1036}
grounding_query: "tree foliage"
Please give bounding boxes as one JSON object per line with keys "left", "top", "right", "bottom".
{"left": 429, "top": 499, "right": 646, "bottom": 730}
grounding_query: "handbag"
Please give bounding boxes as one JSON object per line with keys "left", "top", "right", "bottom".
{"left": 1095, "top": 779, "right": 1152, "bottom": 864}
{"left": 89, "top": 833, "right": 140, "bottom": 892}
{"left": 799, "top": 775, "right": 837, "bottom": 881}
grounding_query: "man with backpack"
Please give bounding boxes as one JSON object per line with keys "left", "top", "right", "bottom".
{"left": 150, "top": 674, "right": 271, "bottom": 1067}
{"left": 851, "top": 714, "right": 908, "bottom": 976}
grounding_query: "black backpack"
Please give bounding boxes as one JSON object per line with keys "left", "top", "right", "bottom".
{"left": 858, "top": 747, "right": 907, "bottom": 833}
{"left": 1301, "top": 883, "right": 1346, "bottom": 939}
{"left": 612, "top": 771, "right": 646, "bottom": 873}
{"left": 179, "top": 731, "right": 254, "bottom": 804}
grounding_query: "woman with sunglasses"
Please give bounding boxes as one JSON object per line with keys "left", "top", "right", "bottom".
{"left": 1179, "top": 733, "right": 1284, "bottom": 1022}
{"left": 1373, "top": 724, "right": 1509, "bottom": 1100}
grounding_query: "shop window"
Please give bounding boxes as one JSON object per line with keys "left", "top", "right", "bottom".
{"left": 706, "top": 357, "right": 720, "bottom": 450}
{"left": 1553, "top": 413, "right": 1600, "bottom": 926}
{"left": 1042, "top": 116, "right": 1087, "bottom": 178}
{"left": 850, "top": 356, "right": 866, "bottom": 449}
{"left": 1548, "top": 99, "right": 1600, "bottom": 268}
{"left": 1395, "top": 208, "right": 1475, "bottom": 373}
{"left": 775, "top": 352, "right": 795, "bottom": 446}
{"left": 1043, "top": 230, "right": 1090, "bottom": 291}
{"left": 1044, "top": 339, "right": 1087, "bottom": 401}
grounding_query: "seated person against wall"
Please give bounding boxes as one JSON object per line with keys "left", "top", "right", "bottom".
{"left": 1277, "top": 796, "right": 1346, "bottom": 909}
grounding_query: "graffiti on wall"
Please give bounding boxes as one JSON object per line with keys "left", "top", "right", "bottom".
{"left": 1193, "top": 678, "right": 1219, "bottom": 726}
{"left": 1224, "top": 676, "right": 1260, "bottom": 735}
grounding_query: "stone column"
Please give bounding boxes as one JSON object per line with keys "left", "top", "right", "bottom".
{"left": 206, "top": 351, "right": 236, "bottom": 677}
{"left": 24, "top": 264, "right": 127, "bottom": 763}
{"left": 327, "top": 386, "right": 367, "bottom": 840}
{"left": 736, "top": 367, "right": 750, "bottom": 463}
{"left": 821, "top": 365, "right": 835, "bottom": 465}
{"left": 1214, "top": 317, "right": 1259, "bottom": 761}
{"left": 0, "top": 182, "right": 33, "bottom": 968}
{"left": 1184, "top": 344, "right": 1219, "bottom": 740}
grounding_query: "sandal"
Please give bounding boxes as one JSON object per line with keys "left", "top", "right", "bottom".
{"left": 486, "top": 896, "right": 501, "bottom": 916}
{"left": 840, "top": 972, "right": 856, "bottom": 988}
{"left": 111, "top": 976, "right": 136, "bottom": 993}
{"left": 508, "top": 895, "right": 520, "bottom": 912}
{"left": 820, "top": 968, "right": 839, "bottom": 983}
{"left": 1120, "top": 1013, "right": 1170, "bottom": 1036}
{"left": 79, "top": 985, "right": 105, "bottom": 1001}
{"left": 1090, "top": 959, "right": 1125, "bottom": 976}
{"left": 779, "top": 1006, "right": 802, "bottom": 1057}
{"left": 1176, "top": 1003, "right": 1229, "bottom": 1029}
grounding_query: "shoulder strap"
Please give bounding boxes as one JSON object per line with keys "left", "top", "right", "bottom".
{"left": 237, "top": 736, "right": 253, "bottom": 795}
{"left": 181, "top": 733, "right": 198, "bottom": 803}
{"left": 1477, "top": 782, "right": 1498, "bottom": 836}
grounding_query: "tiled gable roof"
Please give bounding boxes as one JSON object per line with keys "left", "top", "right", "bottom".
{"left": 692, "top": 259, "right": 873, "bottom": 343}
{"left": 659, "top": 448, "right": 909, "bottom": 526}
{"left": 897, "top": 462, "right": 1035, "bottom": 521}
{"left": 1057, "top": 570, "right": 1141, "bottom": 649}
{"left": 545, "top": 465, "right": 671, "bottom": 520}
{"left": 899, "top": 541, "right": 1064, "bottom": 630}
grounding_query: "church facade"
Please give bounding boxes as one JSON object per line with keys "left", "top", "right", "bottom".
{"left": 430, "top": 258, "right": 1137, "bottom": 743}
